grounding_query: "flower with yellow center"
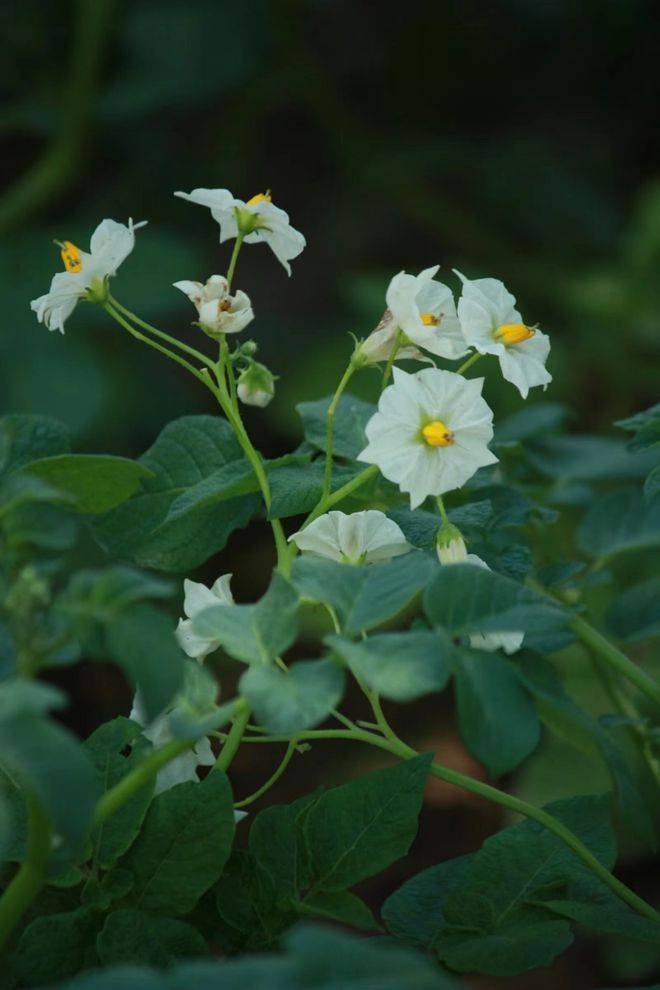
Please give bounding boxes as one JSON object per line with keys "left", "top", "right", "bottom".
{"left": 455, "top": 270, "right": 551, "bottom": 399}
{"left": 30, "top": 218, "right": 146, "bottom": 334}
{"left": 173, "top": 274, "right": 254, "bottom": 338}
{"left": 385, "top": 265, "right": 469, "bottom": 361}
{"left": 174, "top": 186, "right": 305, "bottom": 275}
{"left": 358, "top": 367, "right": 498, "bottom": 508}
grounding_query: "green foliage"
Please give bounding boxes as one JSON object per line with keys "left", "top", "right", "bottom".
{"left": 605, "top": 578, "right": 660, "bottom": 642}
{"left": 240, "top": 659, "right": 345, "bottom": 734}
{"left": 19, "top": 455, "right": 152, "bottom": 514}
{"left": 96, "top": 909, "right": 208, "bottom": 967}
{"left": 296, "top": 394, "right": 375, "bottom": 459}
{"left": 326, "top": 631, "right": 452, "bottom": 702}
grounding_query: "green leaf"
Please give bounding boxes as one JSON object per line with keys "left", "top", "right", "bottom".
{"left": 122, "top": 771, "right": 235, "bottom": 914}
{"left": 193, "top": 573, "right": 299, "bottom": 665}
{"left": 91, "top": 415, "right": 258, "bottom": 572}
{"left": 58, "top": 566, "right": 174, "bottom": 627}
{"left": 435, "top": 919, "right": 573, "bottom": 976}
{"left": 96, "top": 909, "right": 208, "bottom": 967}
{"left": 452, "top": 648, "right": 540, "bottom": 775}
{"left": 214, "top": 850, "right": 294, "bottom": 954}
{"left": 327, "top": 631, "right": 452, "bottom": 702}
{"left": 83, "top": 718, "right": 154, "bottom": 869}
{"left": 268, "top": 461, "right": 365, "bottom": 519}
{"left": 163, "top": 458, "right": 256, "bottom": 523}
{"left": 605, "top": 578, "right": 660, "bottom": 641}
{"left": 495, "top": 402, "right": 569, "bottom": 443}
{"left": 424, "top": 563, "right": 566, "bottom": 637}
{"left": 578, "top": 487, "right": 660, "bottom": 560}
{"left": 11, "top": 908, "right": 98, "bottom": 984}
{"left": 292, "top": 552, "right": 436, "bottom": 635}
{"left": 536, "top": 894, "right": 660, "bottom": 944}
{"left": 248, "top": 791, "right": 324, "bottom": 901}
{"left": 0, "top": 414, "right": 69, "bottom": 478}
{"left": 644, "top": 462, "right": 660, "bottom": 502}
{"left": 382, "top": 854, "right": 474, "bottom": 948}
{"left": 304, "top": 755, "right": 431, "bottom": 890}
{"left": 0, "top": 678, "right": 65, "bottom": 720}
{"left": 296, "top": 393, "right": 375, "bottom": 459}
{"left": 293, "top": 890, "right": 380, "bottom": 931}
{"left": 524, "top": 434, "right": 657, "bottom": 481}
{"left": 616, "top": 403, "right": 660, "bottom": 451}
{"left": 240, "top": 659, "right": 344, "bottom": 734}
{"left": 19, "top": 455, "right": 152, "bottom": 513}
{"left": 168, "top": 661, "right": 236, "bottom": 739}
{"left": 106, "top": 604, "right": 185, "bottom": 721}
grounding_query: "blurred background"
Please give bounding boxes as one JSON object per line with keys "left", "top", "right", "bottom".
{"left": 2, "top": 1, "right": 660, "bottom": 986}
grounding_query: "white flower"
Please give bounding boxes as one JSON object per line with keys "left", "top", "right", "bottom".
{"left": 437, "top": 547, "right": 524, "bottom": 654}
{"left": 386, "top": 266, "right": 469, "bottom": 361}
{"left": 289, "top": 510, "right": 410, "bottom": 565}
{"left": 358, "top": 367, "right": 498, "bottom": 509}
{"left": 129, "top": 694, "right": 215, "bottom": 795}
{"left": 30, "top": 218, "right": 146, "bottom": 334}
{"left": 359, "top": 310, "right": 426, "bottom": 365}
{"left": 455, "top": 271, "right": 551, "bottom": 399}
{"left": 175, "top": 575, "right": 234, "bottom": 661}
{"left": 174, "top": 188, "right": 305, "bottom": 275}
{"left": 236, "top": 362, "right": 275, "bottom": 408}
{"left": 173, "top": 275, "right": 253, "bottom": 338}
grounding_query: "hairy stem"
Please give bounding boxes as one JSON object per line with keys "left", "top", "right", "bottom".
{"left": 323, "top": 360, "right": 358, "bottom": 500}
{"left": 0, "top": 796, "right": 52, "bottom": 953}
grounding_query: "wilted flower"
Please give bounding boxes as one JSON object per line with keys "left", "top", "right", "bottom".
{"left": 289, "top": 510, "right": 410, "bottom": 564}
{"left": 358, "top": 367, "right": 498, "bottom": 509}
{"left": 173, "top": 275, "right": 253, "bottom": 338}
{"left": 174, "top": 187, "right": 305, "bottom": 275}
{"left": 455, "top": 271, "right": 551, "bottom": 398}
{"left": 237, "top": 362, "right": 276, "bottom": 408}
{"left": 358, "top": 310, "right": 426, "bottom": 365}
{"left": 175, "top": 575, "right": 234, "bottom": 661}
{"left": 30, "top": 218, "right": 146, "bottom": 333}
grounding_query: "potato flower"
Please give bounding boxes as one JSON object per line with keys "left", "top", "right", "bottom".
{"left": 173, "top": 275, "right": 253, "bottom": 338}
{"left": 455, "top": 271, "right": 551, "bottom": 398}
{"left": 129, "top": 694, "right": 215, "bottom": 794}
{"left": 30, "top": 218, "right": 146, "bottom": 333}
{"left": 358, "top": 367, "right": 498, "bottom": 508}
{"left": 289, "top": 510, "right": 410, "bottom": 564}
{"left": 385, "top": 266, "right": 469, "bottom": 360}
{"left": 175, "top": 574, "right": 234, "bottom": 661}
{"left": 174, "top": 187, "right": 305, "bottom": 275}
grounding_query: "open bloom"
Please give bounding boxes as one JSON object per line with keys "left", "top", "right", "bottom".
{"left": 289, "top": 510, "right": 410, "bottom": 564}
{"left": 386, "top": 266, "right": 469, "bottom": 361}
{"left": 30, "top": 218, "right": 146, "bottom": 334}
{"left": 175, "top": 575, "right": 234, "bottom": 661}
{"left": 358, "top": 367, "right": 498, "bottom": 509}
{"left": 174, "top": 188, "right": 305, "bottom": 275}
{"left": 129, "top": 694, "right": 215, "bottom": 794}
{"left": 436, "top": 544, "right": 524, "bottom": 654}
{"left": 173, "top": 275, "right": 253, "bottom": 338}
{"left": 455, "top": 271, "right": 551, "bottom": 398}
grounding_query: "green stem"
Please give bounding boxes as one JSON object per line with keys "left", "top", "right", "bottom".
{"left": 0, "top": 795, "right": 51, "bottom": 953}
{"left": 323, "top": 360, "right": 358, "bottom": 500}
{"left": 239, "top": 725, "right": 659, "bottom": 922}
{"left": 215, "top": 703, "right": 251, "bottom": 772}
{"left": 569, "top": 614, "right": 660, "bottom": 710}
{"left": 234, "top": 742, "right": 297, "bottom": 808}
{"left": 109, "top": 295, "right": 212, "bottom": 368}
{"left": 94, "top": 739, "right": 192, "bottom": 826}
{"left": 436, "top": 495, "right": 449, "bottom": 526}
{"left": 304, "top": 465, "right": 379, "bottom": 527}
{"left": 456, "top": 351, "right": 483, "bottom": 376}
{"left": 381, "top": 328, "right": 402, "bottom": 388}
{"left": 226, "top": 233, "right": 245, "bottom": 292}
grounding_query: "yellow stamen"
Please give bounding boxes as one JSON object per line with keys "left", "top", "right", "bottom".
{"left": 246, "top": 192, "right": 272, "bottom": 207}
{"left": 420, "top": 312, "right": 439, "bottom": 326}
{"left": 60, "top": 240, "right": 83, "bottom": 273}
{"left": 422, "top": 420, "right": 454, "bottom": 447}
{"left": 494, "top": 322, "right": 535, "bottom": 346}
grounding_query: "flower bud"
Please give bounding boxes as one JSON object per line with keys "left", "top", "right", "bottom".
{"left": 435, "top": 522, "right": 467, "bottom": 565}
{"left": 237, "top": 362, "right": 276, "bottom": 408}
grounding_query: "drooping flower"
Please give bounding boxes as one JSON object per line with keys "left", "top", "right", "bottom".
{"left": 455, "top": 271, "right": 551, "bottom": 398}
{"left": 236, "top": 362, "right": 276, "bottom": 408}
{"left": 358, "top": 367, "right": 498, "bottom": 509}
{"left": 175, "top": 575, "right": 234, "bottom": 661}
{"left": 385, "top": 266, "right": 469, "bottom": 361}
{"left": 289, "top": 510, "right": 410, "bottom": 564}
{"left": 435, "top": 545, "right": 524, "bottom": 655}
{"left": 173, "top": 275, "right": 253, "bottom": 338}
{"left": 129, "top": 694, "right": 215, "bottom": 795}
{"left": 30, "top": 218, "right": 146, "bottom": 334}
{"left": 174, "top": 188, "right": 305, "bottom": 275}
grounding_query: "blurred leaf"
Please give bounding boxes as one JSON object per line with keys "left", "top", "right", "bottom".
{"left": 20, "top": 454, "right": 152, "bottom": 513}
{"left": 327, "top": 631, "right": 452, "bottom": 702}
{"left": 524, "top": 435, "right": 657, "bottom": 481}
{"left": 578, "top": 487, "right": 660, "bottom": 560}
{"left": 293, "top": 890, "right": 379, "bottom": 932}
{"left": 495, "top": 402, "right": 569, "bottom": 443}
{"left": 644, "top": 463, "right": 660, "bottom": 502}
{"left": 240, "top": 659, "right": 344, "bottom": 734}
{"left": 0, "top": 414, "right": 69, "bottom": 477}
{"left": 296, "top": 393, "right": 375, "bottom": 460}
{"left": 11, "top": 907, "right": 98, "bottom": 985}
{"left": 96, "top": 909, "right": 208, "bottom": 967}
{"left": 382, "top": 854, "right": 474, "bottom": 947}
{"left": 605, "top": 578, "right": 660, "bottom": 641}
{"left": 616, "top": 403, "right": 660, "bottom": 451}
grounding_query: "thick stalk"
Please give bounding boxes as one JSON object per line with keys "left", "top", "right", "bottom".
{"left": 215, "top": 704, "right": 251, "bottom": 772}
{"left": 456, "top": 351, "right": 483, "bottom": 375}
{"left": 94, "top": 739, "right": 192, "bottom": 826}
{"left": 323, "top": 360, "right": 358, "bottom": 500}
{"left": 569, "top": 614, "right": 660, "bottom": 710}
{"left": 0, "top": 796, "right": 52, "bottom": 953}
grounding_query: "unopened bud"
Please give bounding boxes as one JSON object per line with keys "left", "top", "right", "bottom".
{"left": 435, "top": 522, "right": 467, "bottom": 565}
{"left": 237, "top": 362, "right": 276, "bottom": 408}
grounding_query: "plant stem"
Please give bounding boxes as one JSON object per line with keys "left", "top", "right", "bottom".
{"left": 381, "top": 328, "right": 402, "bottom": 388}
{"left": 436, "top": 495, "right": 449, "bottom": 525}
{"left": 94, "top": 739, "right": 192, "bottom": 826}
{"left": 304, "top": 465, "right": 379, "bottom": 527}
{"left": 215, "top": 703, "right": 251, "bottom": 772}
{"left": 109, "top": 295, "right": 213, "bottom": 368}
{"left": 569, "top": 614, "right": 660, "bottom": 710}
{"left": 323, "top": 360, "right": 358, "bottom": 500}
{"left": 0, "top": 795, "right": 51, "bottom": 953}
{"left": 226, "top": 233, "right": 245, "bottom": 292}
{"left": 234, "top": 742, "right": 297, "bottom": 809}
{"left": 456, "top": 351, "right": 483, "bottom": 375}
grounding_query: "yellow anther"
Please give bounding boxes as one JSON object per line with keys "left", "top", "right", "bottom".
{"left": 420, "top": 312, "right": 439, "bottom": 326}
{"left": 246, "top": 192, "right": 272, "bottom": 207}
{"left": 60, "top": 241, "right": 83, "bottom": 273}
{"left": 422, "top": 420, "right": 454, "bottom": 447}
{"left": 494, "top": 322, "right": 536, "bottom": 346}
